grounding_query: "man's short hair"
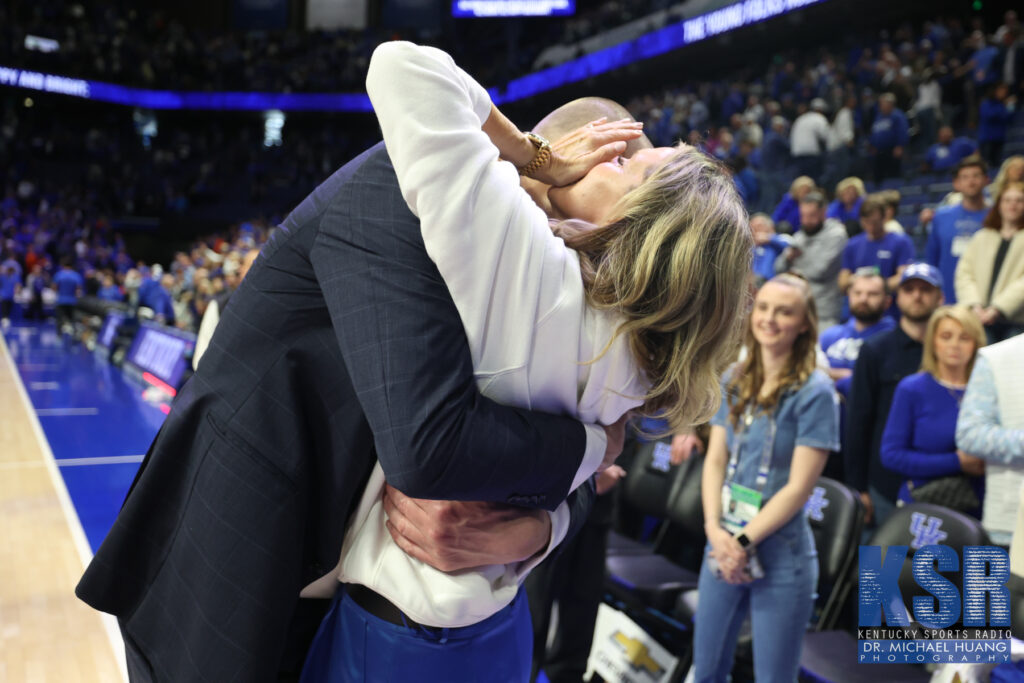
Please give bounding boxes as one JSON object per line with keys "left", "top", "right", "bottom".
{"left": 750, "top": 212, "right": 774, "bottom": 227}
{"left": 879, "top": 93, "right": 897, "bottom": 104}
{"left": 799, "top": 191, "right": 826, "bottom": 208}
{"left": 850, "top": 266, "right": 888, "bottom": 294}
{"left": 533, "top": 97, "right": 653, "bottom": 157}
{"left": 953, "top": 154, "right": 988, "bottom": 179}
{"left": 859, "top": 195, "right": 887, "bottom": 218}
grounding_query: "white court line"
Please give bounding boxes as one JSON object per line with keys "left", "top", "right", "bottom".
{"left": 36, "top": 407, "right": 100, "bottom": 416}
{"left": 0, "top": 335, "right": 128, "bottom": 682}
{"left": 0, "top": 460, "right": 45, "bottom": 470}
{"left": 57, "top": 455, "right": 146, "bottom": 467}
{"left": 30, "top": 381, "right": 60, "bottom": 390}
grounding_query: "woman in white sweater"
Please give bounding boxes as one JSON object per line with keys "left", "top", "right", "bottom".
{"left": 955, "top": 181, "right": 1024, "bottom": 343}
{"left": 301, "top": 42, "right": 753, "bottom": 681}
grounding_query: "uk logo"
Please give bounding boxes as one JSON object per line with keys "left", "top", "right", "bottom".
{"left": 804, "top": 486, "right": 829, "bottom": 521}
{"left": 909, "top": 513, "right": 948, "bottom": 550}
{"left": 651, "top": 442, "right": 672, "bottom": 473}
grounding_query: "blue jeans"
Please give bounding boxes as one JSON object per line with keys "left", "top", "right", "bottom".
{"left": 300, "top": 586, "right": 533, "bottom": 682}
{"left": 692, "top": 520, "right": 818, "bottom": 682}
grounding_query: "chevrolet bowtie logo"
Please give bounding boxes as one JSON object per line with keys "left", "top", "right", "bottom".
{"left": 612, "top": 631, "right": 664, "bottom": 678}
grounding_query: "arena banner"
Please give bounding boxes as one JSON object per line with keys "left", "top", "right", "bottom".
{"left": 0, "top": 0, "right": 829, "bottom": 110}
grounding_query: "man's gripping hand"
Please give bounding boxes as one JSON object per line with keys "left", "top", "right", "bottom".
{"left": 599, "top": 412, "right": 629, "bottom": 473}
{"left": 383, "top": 484, "right": 552, "bottom": 572}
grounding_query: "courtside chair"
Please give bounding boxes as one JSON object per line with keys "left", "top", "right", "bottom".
{"left": 604, "top": 452, "right": 705, "bottom": 612}
{"left": 806, "top": 477, "right": 865, "bottom": 630}
{"left": 607, "top": 437, "right": 685, "bottom": 557}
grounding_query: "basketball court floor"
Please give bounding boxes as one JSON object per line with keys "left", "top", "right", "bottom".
{"left": 1, "top": 322, "right": 164, "bottom": 682}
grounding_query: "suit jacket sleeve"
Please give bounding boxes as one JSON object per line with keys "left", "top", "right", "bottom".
{"left": 845, "top": 341, "right": 879, "bottom": 492}
{"left": 307, "top": 147, "right": 600, "bottom": 514}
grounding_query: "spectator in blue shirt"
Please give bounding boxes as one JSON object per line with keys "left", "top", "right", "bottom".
{"left": 750, "top": 213, "right": 791, "bottom": 285}
{"left": 145, "top": 274, "right": 177, "bottom": 326}
{"left": 826, "top": 177, "right": 866, "bottom": 231}
{"left": 0, "top": 265, "right": 21, "bottom": 328}
{"left": 868, "top": 93, "right": 910, "bottom": 181}
{"left": 53, "top": 256, "right": 84, "bottom": 333}
{"left": 924, "top": 126, "right": 977, "bottom": 173}
{"left": 771, "top": 176, "right": 815, "bottom": 234}
{"left": 881, "top": 305, "right": 987, "bottom": 517}
{"left": 978, "top": 83, "right": 1018, "bottom": 168}
{"left": 820, "top": 270, "right": 896, "bottom": 398}
{"left": 926, "top": 156, "right": 990, "bottom": 302}
{"left": 97, "top": 272, "right": 123, "bottom": 302}
{"left": 760, "top": 116, "right": 792, "bottom": 214}
{"left": 729, "top": 156, "right": 760, "bottom": 207}
{"left": 838, "top": 195, "right": 916, "bottom": 295}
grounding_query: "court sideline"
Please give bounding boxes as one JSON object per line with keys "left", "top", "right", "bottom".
{"left": 0, "top": 329, "right": 127, "bottom": 682}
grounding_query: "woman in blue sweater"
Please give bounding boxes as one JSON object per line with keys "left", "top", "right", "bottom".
{"left": 880, "top": 305, "right": 987, "bottom": 516}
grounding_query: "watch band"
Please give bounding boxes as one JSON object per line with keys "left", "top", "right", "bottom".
{"left": 518, "top": 132, "right": 551, "bottom": 178}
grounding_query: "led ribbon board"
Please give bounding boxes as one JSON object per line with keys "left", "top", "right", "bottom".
{"left": 452, "top": 0, "right": 575, "bottom": 18}
{"left": 0, "top": 0, "right": 825, "bottom": 109}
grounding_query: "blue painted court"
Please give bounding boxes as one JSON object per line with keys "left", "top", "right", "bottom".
{"left": 4, "top": 323, "right": 166, "bottom": 551}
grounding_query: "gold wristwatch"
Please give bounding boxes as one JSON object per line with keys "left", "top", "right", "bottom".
{"left": 518, "top": 132, "right": 552, "bottom": 178}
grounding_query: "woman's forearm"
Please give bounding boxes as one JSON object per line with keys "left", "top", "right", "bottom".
{"left": 481, "top": 105, "right": 536, "bottom": 169}
{"left": 739, "top": 483, "right": 810, "bottom": 544}
{"left": 702, "top": 427, "right": 729, "bottom": 533}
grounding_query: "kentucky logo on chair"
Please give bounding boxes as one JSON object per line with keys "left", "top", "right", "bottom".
{"left": 612, "top": 631, "right": 665, "bottom": 678}
{"left": 908, "top": 512, "right": 948, "bottom": 549}
{"left": 803, "top": 486, "right": 829, "bottom": 521}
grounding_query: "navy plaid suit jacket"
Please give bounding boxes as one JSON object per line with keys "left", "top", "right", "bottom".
{"left": 76, "top": 143, "right": 594, "bottom": 681}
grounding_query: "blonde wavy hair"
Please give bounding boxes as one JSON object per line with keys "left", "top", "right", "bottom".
{"left": 920, "top": 305, "right": 985, "bottom": 379}
{"left": 989, "top": 155, "right": 1024, "bottom": 200}
{"left": 726, "top": 273, "right": 819, "bottom": 428}
{"left": 554, "top": 144, "right": 753, "bottom": 433}
{"left": 836, "top": 176, "right": 866, "bottom": 199}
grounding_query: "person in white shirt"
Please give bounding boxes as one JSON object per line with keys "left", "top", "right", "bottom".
{"left": 790, "top": 98, "right": 831, "bottom": 184}
{"left": 300, "top": 42, "right": 754, "bottom": 682}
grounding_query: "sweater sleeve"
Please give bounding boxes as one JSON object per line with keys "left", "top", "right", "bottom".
{"left": 366, "top": 41, "right": 579, "bottom": 376}
{"left": 956, "top": 356, "right": 1024, "bottom": 464}
{"left": 880, "top": 379, "right": 961, "bottom": 478}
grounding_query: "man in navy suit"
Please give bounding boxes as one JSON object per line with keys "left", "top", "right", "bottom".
{"left": 77, "top": 105, "right": 644, "bottom": 680}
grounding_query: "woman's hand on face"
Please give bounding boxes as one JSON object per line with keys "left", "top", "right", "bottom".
{"left": 532, "top": 118, "right": 644, "bottom": 188}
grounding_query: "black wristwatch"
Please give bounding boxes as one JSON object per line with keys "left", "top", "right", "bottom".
{"left": 735, "top": 532, "right": 751, "bottom": 550}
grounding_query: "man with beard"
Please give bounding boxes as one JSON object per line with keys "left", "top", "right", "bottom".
{"left": 820, "top": 269, "right": 895, "bottom": 398}
{"left": 845, "top": 263, "right": 945, "bottom": 533}
{"left": 818, "top": 269, "right": 894, "bottom": 481}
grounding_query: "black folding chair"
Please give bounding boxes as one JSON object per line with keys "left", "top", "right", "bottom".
{"left": 604, "top": 451, "right": 705, "bottom": 612}
{"left": 607, "top": 437, "right": 685, "bottom": 557}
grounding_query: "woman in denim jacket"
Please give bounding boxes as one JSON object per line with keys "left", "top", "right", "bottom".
{"left": 693, "top": 273, "right": 840, "bottom": 682}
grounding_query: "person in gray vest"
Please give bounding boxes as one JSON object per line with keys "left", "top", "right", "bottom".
{"left": 775, "top": 190, "right": 848, "bottom": 329}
